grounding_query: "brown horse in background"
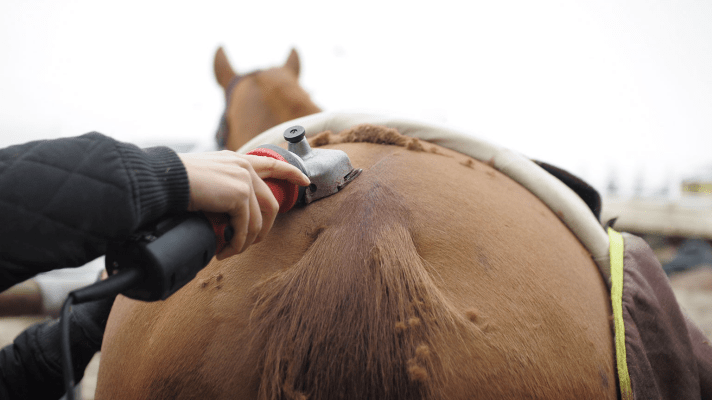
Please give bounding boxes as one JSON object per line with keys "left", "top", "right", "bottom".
{"left": 95, "top": 49, "right": 616, "bottom": 399}
{"left": 213, "top": 47, "right": 321, "bottom": 151}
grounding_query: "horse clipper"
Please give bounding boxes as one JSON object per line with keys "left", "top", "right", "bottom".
{"left": 104, "top": 125, "right": 360, "bottom": 303}
{"left": 252, "top": 125, "right": 362, "bottom": 206}
{"left": 245, "top": 147, "right": 300, "bottom": 213}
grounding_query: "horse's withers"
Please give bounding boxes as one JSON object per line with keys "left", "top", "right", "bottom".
{"left": 96, "top": 125, "right": 616, "bottom": 400}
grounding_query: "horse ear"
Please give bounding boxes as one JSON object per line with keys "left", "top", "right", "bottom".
{"left": 214, "top": 47, "right": 237, "bottom": 89}
{"left": 284, "top": 48, "right": 300, "bottom": 77}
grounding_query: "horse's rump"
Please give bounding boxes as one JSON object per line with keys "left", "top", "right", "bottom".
{"left": 96, "top": 124, "right": 615, "bottom": 400}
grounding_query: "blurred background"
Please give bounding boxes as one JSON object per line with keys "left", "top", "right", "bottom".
{"left": 1, "top": 0, "right": 711, "bottom": 396}
{"left": 2, "top": 0, "right": 711, "bottom": 195}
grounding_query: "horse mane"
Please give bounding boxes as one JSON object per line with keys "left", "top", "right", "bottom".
{"left": 247, "top": 125, "right": 477, "bottom": 400}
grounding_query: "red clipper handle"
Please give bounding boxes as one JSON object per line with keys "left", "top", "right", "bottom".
{"left": 204, "top": 148, "right": 300, "bottom": 254}
{"left": 203, "top": 212, "right": 233, "bottom": 255}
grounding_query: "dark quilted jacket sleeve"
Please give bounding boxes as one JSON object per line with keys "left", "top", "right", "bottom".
{"left": 0, "top": 133, "right": 189, "bottom": 398}
{"left": 0, "top": 295, "right": 115, "bottom": 399}
{"left": 0, "top": 132, "right": 190, "bottom": 291}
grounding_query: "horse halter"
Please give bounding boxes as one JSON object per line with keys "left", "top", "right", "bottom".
{"left": 215, "top": 71, "right": 261, "bottom": 149}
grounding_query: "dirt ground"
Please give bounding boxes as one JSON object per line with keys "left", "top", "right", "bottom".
{"left": 669, "top": 267, "right": 712, "bottom": 338}
{"left": 675, "top": 288, "right": 712, "bottom": 338}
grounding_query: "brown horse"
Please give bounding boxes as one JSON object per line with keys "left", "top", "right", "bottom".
{"left": 95, "top": 49, "right": 616, "bottom": 399}
{"left": 213, "top": 47, "right": 321, "bottom": 152}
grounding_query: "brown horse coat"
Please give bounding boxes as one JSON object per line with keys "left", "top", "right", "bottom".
{"left": 96, "top": 124, "right": 616, "bottom": 399}
{"left": 96, "top": 44, "right": 712, "bottom": 397}
{"left": 247, "top": 113, "right": 712, "bottom": 399}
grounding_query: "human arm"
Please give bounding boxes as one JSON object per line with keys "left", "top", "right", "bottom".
{"left": 0, "top": 132, "right": 187, "bottom": 397}
{"left": 0, "top": 295, "right": 114, "bottom": 399}
{"left": 0, "top": 132, "right": 308, "bottom": 398}
{"left": 0, "top": 133, "right": 308, "bottom": 288}
{"left": 0, "top": 132, "right": 190, "bottom": 292}
{"left": 178, "top": 152, "right": 309, "bottom": 259}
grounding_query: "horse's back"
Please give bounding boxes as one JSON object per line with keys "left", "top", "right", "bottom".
{"left": 96, "top": 126, "right": 615, "bottom": 399}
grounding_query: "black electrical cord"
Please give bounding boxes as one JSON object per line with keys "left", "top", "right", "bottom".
{"left": 61, "top": 268, "right": 143, "bottom": 400}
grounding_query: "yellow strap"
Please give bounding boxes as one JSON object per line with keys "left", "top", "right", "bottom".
{"left": 608, "top": 228, "right": 633, "bottom": 399}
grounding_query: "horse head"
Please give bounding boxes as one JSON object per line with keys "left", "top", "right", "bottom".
{"left": 213, "top": 47, "right": 321, "bottom": 151}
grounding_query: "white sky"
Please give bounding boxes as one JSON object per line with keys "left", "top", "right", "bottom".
{"left": 1, "top": 0, "right": 711, "bottom": 197}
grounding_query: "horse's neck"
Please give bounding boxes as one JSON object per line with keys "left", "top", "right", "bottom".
{"left": 268, "top": 90, "right": 321, "bottom": 125}
{"left": 96, "top": 128, "right": 616, "bottom": 399}
{"left": 225, "top": 102, "right": 281, "bottom": 151}
{"left": 227, "top": 133, "right": 615, "bottom": 399}
{"left": 226, "top": 74, "right": 320, "bottom": 151}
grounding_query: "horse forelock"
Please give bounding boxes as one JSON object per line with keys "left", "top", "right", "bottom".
{"left": 246, "top": 176, "right": 474, "bottom": 400}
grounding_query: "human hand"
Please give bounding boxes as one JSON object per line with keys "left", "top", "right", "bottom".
{"left": 178, "top": 151, "right": 309, "bottom": 259}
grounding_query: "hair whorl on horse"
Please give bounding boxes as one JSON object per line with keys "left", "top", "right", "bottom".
{"left": 246, "top": 134, "right": 478, "bottom": 399}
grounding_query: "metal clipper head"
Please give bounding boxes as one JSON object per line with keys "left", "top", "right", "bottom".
{"left": 256, "top": 125, "right": 362, "bottom": 205}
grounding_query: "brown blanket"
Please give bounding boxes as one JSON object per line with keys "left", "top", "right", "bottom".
{"left": 622, "top": 233, "right": 712, "bottom": 399}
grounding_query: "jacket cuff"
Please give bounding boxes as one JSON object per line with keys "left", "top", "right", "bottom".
{"left": 115, "top": 143, "right": 190, "bottom": 227}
